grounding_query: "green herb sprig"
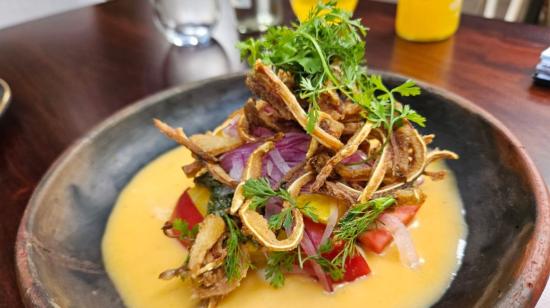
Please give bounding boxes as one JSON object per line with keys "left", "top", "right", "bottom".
{"left": 265, "top": 250, "right": 298, "bottom": 288}
{"left": 171, "top": 218, "right": 199, "bottom": 240}
{"left": 331, "top": 197, "right": 396, "bottom": 269}
{"left": 238, "top": 0, "right": 366, "bottom": 133}
{"left": 223, "top": 214, "right": 248, "bottom": 281}
{"left": 242, "top": 178, "right": 318, "bottom": 230}
{"left": 356, "top": 76, "right": 426, "bottom": 135}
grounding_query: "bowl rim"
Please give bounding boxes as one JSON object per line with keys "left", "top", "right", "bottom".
{"left": 15, "top": 71, "right": 550, "bottom": 307}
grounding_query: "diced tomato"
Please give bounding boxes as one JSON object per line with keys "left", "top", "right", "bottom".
{"left": 302, "top": 218, "right": 371, "bottom": 285}
{"left": 339, "top": 255, "right": 371, "bottom": 282}
{"left": 358, "top": 229, "right": 392, "bottom": 254}
{"left": 358, "top": 205, "right": 420, "bottom": 254}
{"left": 389, "top": 205, "right": 420, "bottom": 225}
{"left": 172, "top": 189, "right": 204, "bottom": 229}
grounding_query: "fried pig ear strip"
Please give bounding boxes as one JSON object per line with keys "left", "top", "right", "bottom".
{"left": 154, "top": 119, "right": 218, "bottom": 163}
{"left": 230, "top": 141, "right": 275, "bottom": 214}
{"left": 239, "top": 172, "right": 313, "bottom": 251}
{"left": 188, "top": 215, "right": 226, "bottom": 278}
{"left": 358, "top": 145, "right": 391, "bottom": 203}
{"left": 311, "top": 122, "right": 372, "bottom": 191}
{"left": 248, "top": 60, "right": 344, "bottom": 151}
{"left": 403, "top": 124, "right": 428, "bottom": 182}
{"left": 206, "top": 163, "right": 239, "bottom": 188}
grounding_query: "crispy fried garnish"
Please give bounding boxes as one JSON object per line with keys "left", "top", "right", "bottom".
{"left": 238, "top": 172, "right": 312, "bottom": 251}
{"left": 230, "top": 142, "right": 275, "bottom": 214}
{"left": 188, "top": 215, "right": 226, "bottom": 277}
{"left": 183, "top": 160, "right": 205, "bottom": 177}
{"left": 322, "top": 181, "right": 360, "bottom": 205}
{"left": 247, "top": 61, "right": 344, "bottom": 151}
{"left": 206, "top": 163, "right": 239, "bottom": 188}
{"left": 190, "top": 134, "right": 243, "bottom": 157}
{"left": 358, "top": 145, "right": 391, "bottom": 203}
{"left": 154, "top": 119, "right": 218, "bottom": 163}
{"left": 311, "top": 122, "right": 372, "bottom": 191}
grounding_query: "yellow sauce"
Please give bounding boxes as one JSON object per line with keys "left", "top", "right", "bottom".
{"left": 103, "top": 146, "right": 467, "bottom": 308}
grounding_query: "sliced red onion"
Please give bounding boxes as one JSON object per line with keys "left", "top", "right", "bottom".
{"left": 252, "top": 126, "right": 274, "bottom": 138}
{"left": 341, "top": 150, "right": 367, "bottom": 164}
{"left": 301, "top": 231, "right": 333, "bottom": 292}
{"left": 379, "top": 213, "right": 420, "bottom": 269}
{"left": 220, "top": 132, "right": 310, "bottom": 185}
{"left": 319, "top": 205, "right": 339, "bottom": 249}
{"left": 269, "top": 148, "right": 291, "bottom": 174}
{"left": 228, "top": 156, "right": 244, "bottom": 180}
{"left": 222, "top": 116, "right": 240, "bottom": 137}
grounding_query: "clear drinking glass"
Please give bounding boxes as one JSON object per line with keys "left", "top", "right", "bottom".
{"left": 232, "top": 0, "right": 283, "bottom": 34}
{"left": 152, "top": 0, "right": 220, "bottom": 47}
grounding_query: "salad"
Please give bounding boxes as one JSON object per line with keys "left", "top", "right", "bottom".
{"left": 154, "top": 2, "right": 458, "bottom": 307}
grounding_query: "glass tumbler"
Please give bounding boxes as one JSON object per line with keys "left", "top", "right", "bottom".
{"left": 151, "top": 0, "right": 220, "bottom": 47}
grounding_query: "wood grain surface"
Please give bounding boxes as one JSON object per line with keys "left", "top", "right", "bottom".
{"left": 0, "top": 0, "right": 549, "bottom": 307}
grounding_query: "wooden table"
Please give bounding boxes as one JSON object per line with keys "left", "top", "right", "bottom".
{"left": 0, "top": 0, "right": 549, "bottom": 307}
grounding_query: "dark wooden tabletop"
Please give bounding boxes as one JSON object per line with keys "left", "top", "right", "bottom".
{"left": 1, "top": 0, "right": 549, "bottom": 307}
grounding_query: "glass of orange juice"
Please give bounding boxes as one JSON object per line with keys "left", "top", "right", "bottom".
{"left": 290, "top": 0, "right": 359, "bottom": 21}
{"left": 396, "top": 0, "right": 462, "bottom": 42}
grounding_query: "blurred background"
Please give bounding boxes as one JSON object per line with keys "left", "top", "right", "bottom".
{"left": 0, "top": 0, "right": 548, "bottom": 30}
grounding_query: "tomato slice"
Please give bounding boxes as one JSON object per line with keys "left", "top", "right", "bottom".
{"left": 358, "top": 205, "right": 420, "bottom": 254}
{"left": 303, "top": 218, "right": 371, "bottom": 285}
{"left": 172, "top": 188, "right": 204, "bottom": 229}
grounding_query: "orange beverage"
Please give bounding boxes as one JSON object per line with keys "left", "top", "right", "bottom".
{"left": 290, "top": 0, "right": 358, "bottom": 21}
{"left": 396, "top": 0, "right": 462, "bottom": 42}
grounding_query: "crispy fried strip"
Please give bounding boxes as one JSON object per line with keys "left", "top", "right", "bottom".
{"left": 206, "top": 163, "right": 239, "bottom": 188}
{"left": 188, "top": 215, "right": 226, "bottom": 278}
{"left": 250, "top": 61, "right": 344, "bottom": 151}
{"left": 236, "top": 114, "right": 257, "bottom": 142}
{"left": 425, "top": 150, "right": 459, "bottom": 166}
{"left": 239, "top": 172, "right": 313, "bottom": 251}
{"left": 423, "top": 134, "right": 435, "bottom": 145}
{"left": 230, "top": 142, "right": 275, "bottom": 214}
{"left": 154, "top": 119, "right": 218, "bottom": 163}
{"left": 306, "top": 138, "right": 319, "bottom": 159}
{"left": 212, "top": 109, "right": 243, "bottom": 135}
{"left": 182, "top": 160, "right": 205, "bottom": 177}
{"left": 311, "top": 122, "right": 372, "bottom": 191}
{"left": 404, "top": 125, "right": 428, "bottom": 182}
{"left": 358, "top": 145, "right": 390, "bottom": 203}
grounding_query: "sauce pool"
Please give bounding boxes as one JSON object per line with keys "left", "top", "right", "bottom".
{"left": 102, "top": 146, "right": 467, "bottom": 308}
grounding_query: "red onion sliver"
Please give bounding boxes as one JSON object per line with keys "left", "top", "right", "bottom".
{"left": 379, "top": 213, "right": 420, "bottom": 268}
{"left": 228, "top": 156, "right": 244, "bottom": 180}
{"left": 301, "top": 231, "right": 333, "bottom": 292}
{"left": 319, "top": 205, "right": 339, "bottom": 249}
{"left": 269, "top": 148, "right": 291, "bottom": 174}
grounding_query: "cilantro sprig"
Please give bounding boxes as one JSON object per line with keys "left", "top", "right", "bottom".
{"left": 171, "top": 218, "right": 199, "bottom": 240}
{"left": 242, "top": 178, "right": 318, "bottom": 230}
{"left": 265, "top": 250, "right": 297, "bottom": 288}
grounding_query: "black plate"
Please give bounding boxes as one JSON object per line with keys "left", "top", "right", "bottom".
{"left": 16, "top": 73, "right": 550, "bottom": 307}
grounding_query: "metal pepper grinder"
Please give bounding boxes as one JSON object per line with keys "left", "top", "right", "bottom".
{"left": 231, "top": 0, "right": 283, "bottom": 34}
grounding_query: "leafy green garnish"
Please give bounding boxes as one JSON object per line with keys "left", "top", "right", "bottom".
{"left": 242, "top": 178, "right": 318, "bottom": 230}
{"left": 171, "top": 218, "right": 199, "bottom": 240}
{"left": 195, "top": 173, "right": 234, "bottom": 215}
{"left": 356, "top": 75, "right": 426, "bottom": 134}
{"left": 331, "top": 197, "right": 395, "bottom": 269}
{"left": 223, "top": 214, "right": 248, "bottom": 281}
{"left": 238, "top": 0, "right": 366, "bottom": 133}
{"left": 238, "top": 0, "right": 425, "bottom": 135}
{"left": 265, "top": 251, "right": 297, "bottom": 288}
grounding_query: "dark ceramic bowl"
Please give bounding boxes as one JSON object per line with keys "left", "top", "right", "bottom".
{"left": 16, "top": 73, "right": 550, "bottom": 307}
